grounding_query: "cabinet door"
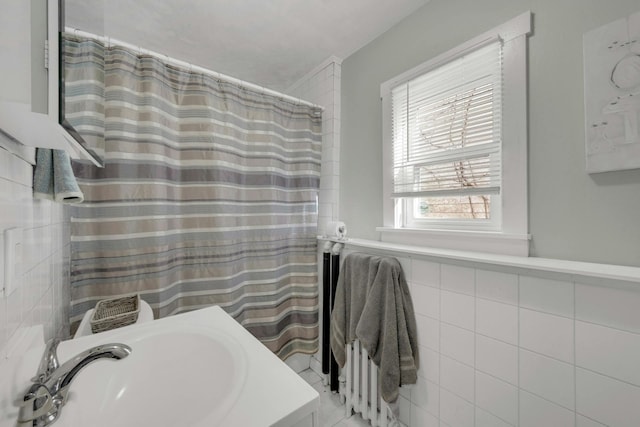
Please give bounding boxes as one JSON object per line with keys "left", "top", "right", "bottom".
{"left": 0, "top": 1, "right": 32, "bottom": 105}
{"left": 0, "top": 0, "right": 50, "bottom": 114}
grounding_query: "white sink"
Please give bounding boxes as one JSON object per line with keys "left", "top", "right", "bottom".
{"left": 55, "top": 321, "right": 248, "bottom": 427}
{"left": 4, "top": 306, "right": 319, "bottom": 427}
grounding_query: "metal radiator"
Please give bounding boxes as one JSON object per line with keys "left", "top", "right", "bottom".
{"left": 339, "top": 340, "right": 397, "bottom": 427}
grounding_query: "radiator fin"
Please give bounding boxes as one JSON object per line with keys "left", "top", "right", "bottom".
{"left": 339, "top": 339, "right": 398, "bottom": 426}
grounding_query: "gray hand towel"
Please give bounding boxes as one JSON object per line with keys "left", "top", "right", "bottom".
{"left": 330, "top": 252, "right": 419, "bottom": 403}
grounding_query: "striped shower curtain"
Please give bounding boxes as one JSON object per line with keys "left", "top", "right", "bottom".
{"left": 66, "top": 35, "right": 322, "bottom": 359}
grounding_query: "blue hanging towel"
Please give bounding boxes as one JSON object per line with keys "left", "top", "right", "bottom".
{"left": 33, "top": 148, "right": 84, "bottom": 203}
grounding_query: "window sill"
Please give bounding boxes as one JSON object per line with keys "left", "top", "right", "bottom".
{"left": 376, "top": 227, "right": 530, "bottom": 257}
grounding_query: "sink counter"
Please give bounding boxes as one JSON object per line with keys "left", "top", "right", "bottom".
{"left": 3, "top": 306, "right": 319, "bottom": 427}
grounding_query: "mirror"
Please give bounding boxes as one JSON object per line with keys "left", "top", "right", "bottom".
{"left": 58, "top": 0, "right": 105, "bottom": 167}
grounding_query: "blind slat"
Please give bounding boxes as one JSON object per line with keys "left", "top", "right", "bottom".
{"left": 393, "top": 186, "right": 500, "bottom": 199}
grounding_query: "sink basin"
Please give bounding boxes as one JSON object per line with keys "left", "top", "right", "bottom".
{"left": 53, "top": 320, "right": 248, "bottom": 427}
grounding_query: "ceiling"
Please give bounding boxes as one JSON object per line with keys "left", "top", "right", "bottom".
{"left": 64, "top": 0, "right": 429, "bottom": 92}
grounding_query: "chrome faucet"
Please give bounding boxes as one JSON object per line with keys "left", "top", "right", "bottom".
{"left": 17, "top": 339, "right": 132, "bottom": 426}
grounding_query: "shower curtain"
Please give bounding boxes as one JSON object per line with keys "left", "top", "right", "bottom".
{"left": 65, "top": 34, "right": 322, "bottom": 359}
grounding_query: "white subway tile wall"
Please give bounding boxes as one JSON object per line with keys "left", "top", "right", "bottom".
{"left": 575, "top": 282, "right": 640, "bottom": 333}
{"left": 519, "top": 308, "right": 574, "bottom": 363}
{"left": 576, "top": 414, "right": 608, "bottom": 427}
{"left": 475, "top": 371, "right": 518, "bottom": 426}
{"left": 519, "top": 390, "right": 575, "bottom": 427}
{"left": 575, "top": 368, "right": 640, "bottom": 426}
{"left": 323, "top": 249, "right": 640, "bottom": 427}
{"left": 575, "top": 321, "right": 640, "bottom": 386}
{"left": 0, "top": 146, "right": 70, "bottom": 358}
{"left": 440, "top": 323, "right": 474, "bottom": 367}
{"left": 476, "top": 406, "right": 514, "bottom": 427}
{"left": 475, "top": 334, "right": 518, "bottom": 386}
{"left": 287, "top": 59, "right": 341, "bottom": 236}
{"left": 476, "top": 298, "right": 518, "bottom": 344}
{"left": 519, "top": 348, "right": 575, "bottom": 410}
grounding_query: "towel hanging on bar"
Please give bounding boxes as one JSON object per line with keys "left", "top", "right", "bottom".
{"left": 330, "top": 252, "right": 419, "bottom": 403}
{"left": 33, "top": 148, "right": 84, "bottom": 204}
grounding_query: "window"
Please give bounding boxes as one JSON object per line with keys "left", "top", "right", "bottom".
{"left": 380, "top": 12, "right": 531, "bottom": 256}
{"left": 392, "top": 41, "right": 502, "bottom": 229}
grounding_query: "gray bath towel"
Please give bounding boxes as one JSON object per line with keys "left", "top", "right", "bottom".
{"left": 330, "top": 252, "right": 419, "bottom": 403}
{"left": 33, "top": 148, "right": 84, "bottom": 203}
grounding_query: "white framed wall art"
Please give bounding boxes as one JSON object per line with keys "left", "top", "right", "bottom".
{"left": 584, "top": 10, "right": 640, "bottom": 173}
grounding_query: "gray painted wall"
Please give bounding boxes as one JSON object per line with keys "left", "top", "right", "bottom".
{"left": 340, "top": 0, "right": 640, "bottom": 267}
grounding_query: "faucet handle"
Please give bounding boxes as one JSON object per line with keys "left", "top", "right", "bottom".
{"left": 16, "top": 382, "right": 68, "bottom": 426}
{"left": 16, "top": 383, "right": 55, "bottom": 423}
{"left": 32, "top": 338, "right": 60, "bottom": 383}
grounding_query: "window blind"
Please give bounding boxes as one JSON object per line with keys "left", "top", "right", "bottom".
{"left": 391, "top": 40, "right": 503, "bottom": 199}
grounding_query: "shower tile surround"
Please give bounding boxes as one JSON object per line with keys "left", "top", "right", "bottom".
{"left": 0, "top": 143, "right": 70, "bottom": 359}
{"left": 285, "top": 58, "right": 342, "bottom": 373}
{"left": 315, "top": 243, "right": 640, "bottom": 427}
{"left": 287, "top": 57, "right": 342, "bottom": 237}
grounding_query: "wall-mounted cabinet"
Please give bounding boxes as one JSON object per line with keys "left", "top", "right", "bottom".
{"left": 0, "top": 0, "right": 101, "bottom": 166}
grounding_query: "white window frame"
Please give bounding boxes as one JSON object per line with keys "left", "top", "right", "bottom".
{"left": 379, "top": 12, "right": 531, "bottom": 256}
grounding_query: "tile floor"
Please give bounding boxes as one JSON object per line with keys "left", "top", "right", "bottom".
{"left": 297, "top": 368, "right": 374, "bottom": 427}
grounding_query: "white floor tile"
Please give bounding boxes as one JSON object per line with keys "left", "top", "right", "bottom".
{"left": 312, "top": 381, "right": 348, "bottom": 427}
{"left": 299, "top": 368, "right": 323, "bottom": 386}
{"left": 300, "top": 369, "right": 411, "bottom": 427}
{"left": 333, "top": 415, "right": 372, "bottom": 427}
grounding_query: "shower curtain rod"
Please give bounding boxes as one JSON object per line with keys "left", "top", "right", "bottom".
{"left": 65, "top": 27, "right": 324, "bottom": 111}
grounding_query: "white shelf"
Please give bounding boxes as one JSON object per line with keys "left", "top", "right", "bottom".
{"left": 0, "top": 101, "right": 101, "bottom": 166}
{"left": 318, "top": 236, "right": 640, "bottom": 285}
